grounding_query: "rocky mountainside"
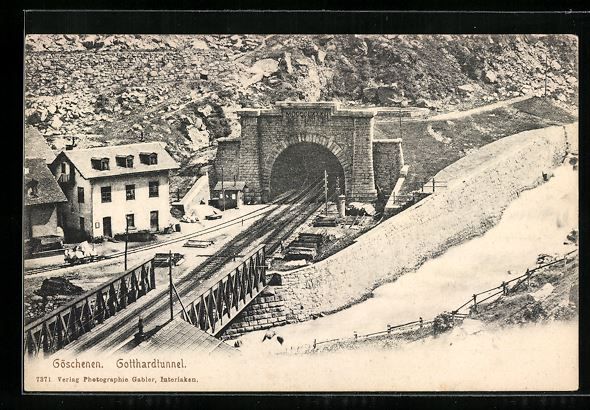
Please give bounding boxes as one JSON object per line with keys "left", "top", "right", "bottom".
{"left": 25, "top": 34, "right": 578, "bottom": 188}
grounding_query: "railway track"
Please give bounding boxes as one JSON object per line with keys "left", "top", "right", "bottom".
{"left": 60, "top": 180, "right": 325, "bottom": 354}
{"left": 24, "top": 188, "right": 302, "bottom": 276}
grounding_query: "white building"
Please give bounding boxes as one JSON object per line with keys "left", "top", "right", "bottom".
{"left": 50, "top": 142, "right": 179, "bottom": 240}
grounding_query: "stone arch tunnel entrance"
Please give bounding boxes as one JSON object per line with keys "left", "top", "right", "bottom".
{"left": 270, "top": 142, "right": 345, "bottom": 200}
{"left": 214, "top": 102, "right": 405, "bottom": 204}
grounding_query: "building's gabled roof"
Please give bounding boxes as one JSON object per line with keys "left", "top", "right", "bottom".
{"left": 24, "top": 158, "right": 67, "bottom": 206}
{"left": 24, "top": 126, "right": 56, "bottom": 165}
{"left": 213, "top": 181, "right": 247, "bottom": 191}
{"left": 52, "top": 142, "right": 179, "bottom": 179}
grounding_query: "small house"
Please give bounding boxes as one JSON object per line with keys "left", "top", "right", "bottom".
{"left": 24, "top": 158, "right": 68, "bottom": 240}
{"left": 50, "top": 142, "right": 179, "bottom": 240}
{"left": 211, "top": 180, "right": 247, "bottom": 210}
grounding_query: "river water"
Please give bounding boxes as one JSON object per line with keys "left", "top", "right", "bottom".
{"left": 237, "top": 163, "right": 578, "bottom": 353}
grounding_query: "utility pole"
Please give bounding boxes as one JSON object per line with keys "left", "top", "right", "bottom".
{"left": 220, "top": 166, "right": 225, "bottom": 212}
{"left": 324, "top": 169, "right": 328, "bottom": 215}
{"left": 169, "top": 250, "right": 174, "bottom": 320}
{"left": 124, "top": 220, "right": 129, "bottom": 270}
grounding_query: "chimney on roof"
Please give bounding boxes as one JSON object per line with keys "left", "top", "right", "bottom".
{"left": 65, "top": 136, "right": 78, "bottom": 151}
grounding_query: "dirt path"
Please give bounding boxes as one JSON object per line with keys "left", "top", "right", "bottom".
{"left": 427, "top": 94, "right": 534, "bottom": 122}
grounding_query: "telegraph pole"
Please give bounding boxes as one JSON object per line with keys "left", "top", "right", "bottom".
{"left": 169, "top": 250, "right": 174, "bottom": 320}
{"left": 220, "top": 166, "right": 225, "bottom": 212}
{"left": 124, "top": 220, "right": 129, "bottom": 270}
{"left": 324, "top": 170, "right": 329, "bottom": 215}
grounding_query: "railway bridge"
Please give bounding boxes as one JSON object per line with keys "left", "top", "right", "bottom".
{"left": 215, "top": 101, "right": 405, "bottom": 203}
{"left": 24, "top": 182, "right": 326, "bottom": 357}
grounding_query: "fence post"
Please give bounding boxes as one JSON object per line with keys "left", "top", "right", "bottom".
{"left": 472, "top": 294, "right": 478, "bottom": 313}
{"left": 433, "top": 178, "right": 436, "bottom": 192}
{"left": 502, "top": 281, "right": 507, "bottom": 296}
{"left": 313, "top": 339, "right": 317, "bottom": 349}
{"left": 354, "top": 331, "right": 358, "bottom": 340}
{"left": 387, "top": 325, "right": 392, "bottom": 334}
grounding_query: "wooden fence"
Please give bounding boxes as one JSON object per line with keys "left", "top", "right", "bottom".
{"left": 452, "top": 249, "right": 578, "bottom": 315}
{"left": 304, "top": 248, "right": 578, "bottom": 351}
{"left": 24, "top": 258, "right": 156, "bottom": 357}
{"left": 388, "top": 179, "right": 447, "bottom": 209}
{"left": 417, "top": 178, "right": 448, "bottom": 193}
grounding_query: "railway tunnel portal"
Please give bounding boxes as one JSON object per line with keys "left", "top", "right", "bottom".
{"left": 214, "top": 101, "right": 405, "bottom": 203}
{"left": 270, "top": 142, "right": 345, "bottom": 199}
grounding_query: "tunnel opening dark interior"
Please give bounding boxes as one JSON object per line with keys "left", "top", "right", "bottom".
{"left": 270, "top": 142, "right": 345, "bottom": 200}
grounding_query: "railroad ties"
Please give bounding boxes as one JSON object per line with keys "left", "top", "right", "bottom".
{"left": 283, "top": 232, "right": 327, "bottom": 261}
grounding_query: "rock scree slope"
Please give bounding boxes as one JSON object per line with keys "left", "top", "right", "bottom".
{"left": 25, "top": 35, "right": 577, "bottom": 194}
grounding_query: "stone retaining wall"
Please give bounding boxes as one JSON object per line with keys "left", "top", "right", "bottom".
{"left": 372, "top": 139, "right": 404, "bottom": 195}
{"left": 220, "top": 123, "right": 576, "bottom": 339}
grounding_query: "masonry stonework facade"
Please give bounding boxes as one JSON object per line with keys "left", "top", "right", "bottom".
{"left": 215, "top": 102, "right": 405, "bottom": 203}
{"left": 372, "top": 139, "right": 405, "bottom": 196}
{"left": 220, "top": 272, "right": 311, "bottom": 340}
